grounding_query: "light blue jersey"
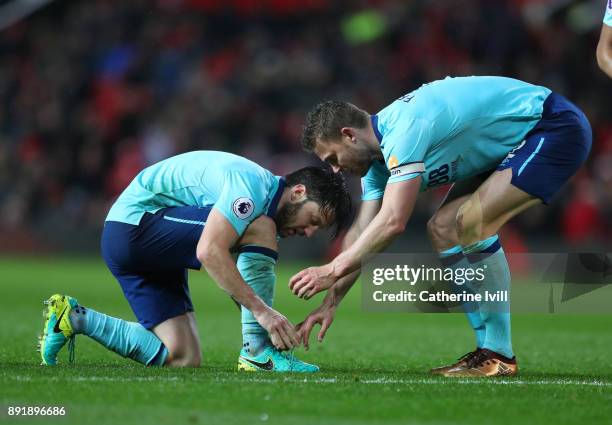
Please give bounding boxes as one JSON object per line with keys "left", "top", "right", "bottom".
{"left": 106, "top": 151, "right": 283, "bottom": 236}
{"left": 605, "top": 0, "right": 612, "bottom": 26}
{"left": 361, "top": 76, "right": 551, "bottom": 200}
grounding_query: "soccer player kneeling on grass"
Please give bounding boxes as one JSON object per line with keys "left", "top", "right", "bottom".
{"left": 38, "top": 151, "right": 351, "bottom": 372}
{"left": 291, "top": 76, "right": 591, "bottom": 377}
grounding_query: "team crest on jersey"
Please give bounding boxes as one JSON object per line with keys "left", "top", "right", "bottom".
{"left": 232, "top": 198, "right": 255, "bottom": 220}
{"left": 388, "top": 155, "right": 399, "bottom": 169}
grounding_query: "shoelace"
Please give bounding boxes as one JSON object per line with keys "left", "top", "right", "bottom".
{"left": 281, "top": 349, "right": 297, "bottom": 371}
{"left": 457, "top": 350, "right": 479, "bottom": 364}
{"left": 67, "top": 335, "right": 76, "bottom": 363}
{"left": 465, "top": 350, "right": 490, "bottom": 368}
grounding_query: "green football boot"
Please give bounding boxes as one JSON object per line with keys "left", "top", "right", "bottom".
{"left": 38, "top": 294, "right": 78, "bottom": 365}
{"left": 238, "top": 346, "right": 319, "bottom": 373}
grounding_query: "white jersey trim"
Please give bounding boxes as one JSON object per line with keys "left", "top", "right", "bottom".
{"left": 390, "top": 162, "right": 425, "bottom": 177}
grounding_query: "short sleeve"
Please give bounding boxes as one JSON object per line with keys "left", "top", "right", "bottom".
{"left": 384, "top": 118, "right": 432, "bottom": 185}
{"left": 361, "top": 160, "right": 389, "bottom": 201}
{"left": 605, "top": 1, "right": 612, "bottom": 27}
{"left": 213, "top": 171, "right": 267, "bottom": 237}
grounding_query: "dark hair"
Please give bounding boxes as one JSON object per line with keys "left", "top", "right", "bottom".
{"left": 284, "top": 166, "right": 352, "bottom": 238}
{"left": 301, "top": 100, "right": 369, "bottom": 152}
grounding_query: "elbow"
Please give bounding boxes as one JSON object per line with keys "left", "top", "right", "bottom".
{"left": 385, "top": 216, "right": 407, "bottom": 237}
{"left": 197, "top": 251, "right": 209, "bottom": 269}
{"left": 597, "top": 43, "right": 612, "bottom": 77}
{"left": 197, "top": 243, "right": 214, "bottom": 268}
{"left": 596, "top": 48, "right": 606, "bottom": 71}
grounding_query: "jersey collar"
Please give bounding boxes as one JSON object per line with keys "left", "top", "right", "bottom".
{"left": 371, "top": 115, "right": 383, "bottom": 144}
{"left": 266, "top": 176, "right": 285, "bottom": 218}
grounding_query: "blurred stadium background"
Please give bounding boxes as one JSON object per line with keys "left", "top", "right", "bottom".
{"left": 0, "top": 0, "right": 611, "bottom": 258}
{"left": 2, "top": 4, "right": 612, "bottom": 423}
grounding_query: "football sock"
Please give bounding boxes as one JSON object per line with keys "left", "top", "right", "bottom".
{"left": 69, "top": 306, "right": 168, "bottom": 366}
{"left": 439, "top": 245, "right": 486, "bottom": 348}
{"left": 463, "top": 235, "right": 513, "bottom": 359}
{"left": 236, "top": 246, "right": 278, "bottom": 356}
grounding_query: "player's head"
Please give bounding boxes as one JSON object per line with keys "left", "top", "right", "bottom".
{"left": 302, "top": 100, "right": 376, "bottom": 177}
{"left": 276, "top": 167, "right": 351, "bottom": 238}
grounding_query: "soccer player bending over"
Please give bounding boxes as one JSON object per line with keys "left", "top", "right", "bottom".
{"left": 38, "top": 151, "right": 351, "bottom": 372}
{"left": 291, "top": 76, "right": 591, "bottom": 377}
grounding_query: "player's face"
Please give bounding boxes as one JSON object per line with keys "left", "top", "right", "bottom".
{"left": 314, "top": 136, "right": 372, "bottom": 177}
{"left": 275, "top": 200, "right": 331, "bottom": 238}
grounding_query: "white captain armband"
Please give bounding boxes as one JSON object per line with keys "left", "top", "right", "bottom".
{"left": 389, "top": 162, "right": 425, "bottom": 178}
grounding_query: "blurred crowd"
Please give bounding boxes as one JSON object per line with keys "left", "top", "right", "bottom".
{"left": 0, "top": 0, "right": 610, "bottom": 253}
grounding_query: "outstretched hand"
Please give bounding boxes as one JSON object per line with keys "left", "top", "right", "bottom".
{"left": 289, "top": 264, "right": 337, "bottom": 299}
{"left": 296, "top": 301, "right": 336, "bottom": 350}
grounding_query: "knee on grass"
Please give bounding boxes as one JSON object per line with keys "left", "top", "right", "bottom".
{"left": 164, "top": 345, "right": 202, "bottom": 367}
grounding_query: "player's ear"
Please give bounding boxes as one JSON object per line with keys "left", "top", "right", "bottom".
{"left": 340, "top": 127, "right": 356, "bottom": 143}
{"left": 290, "top": 184, "right": 307, "bottom": 202}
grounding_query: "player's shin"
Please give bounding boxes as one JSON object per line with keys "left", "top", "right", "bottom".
{"left": 463, "top": 235, "right": 513, "bottom": 359}
{"left": 70, "top": 306, "right": 168, "bottom": 366}
{"left": 237, "top": 247, "right": 278, "bottom": 356}
{"left": 439, "top": 245, "right": 485, "bottom": 348}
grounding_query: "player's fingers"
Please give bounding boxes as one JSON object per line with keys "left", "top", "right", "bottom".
{"left": 297, "top": 282, "right": 313, "bottom": 298}
{"left": 276, "top": 316, "right": 298, "bottom": 348}
{"left": 279, "top": 325, "right": 297, "bottom": 349}
{"left": 289, "top": 270, "right": 307, "bottom": 289}
{"left": 269, "top": 331, "right": 283, "bottom": 350}
{"left": 306, "top": 286, "right": 319, "bottom": 299}
{"left": 290, "top": 275, "right": 307, "bottom": 294}
{"left": 288, "top": 278, "right": 296, "bottom": 290}
{"left": 296, "top": 275, "right": 313, "bottom": 294}
{"left": 291, "top": 279, "right": 305, "bottom": 295}
{"left": 318, "top": 318, "right": 332, "bottom": 342}
{"left": 295, "top": 322, "right": 307, "bottom": 348}
{"left": 302, "top": 333, "right": 310, "bottom": 351}
{"left": 276, "top": 329, "right": 290, "bottom": 350}
{"left": 286, "top": 323, "right": 301, "bottom": 348}
{"left": 301, "top": 319, "right": 317, "bottom": 350}
{"left": 275, "top": 330, "right": 288, "bottom": 350}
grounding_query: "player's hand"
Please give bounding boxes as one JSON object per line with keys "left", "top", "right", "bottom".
{"left": 296, "top": 300, "right": 336, "bottom": 350}
{"left": 254, "top": 306, "right": 300, "bottom": 350}
{"left": 289, "top": 264, "right": 337, "bottom": 299}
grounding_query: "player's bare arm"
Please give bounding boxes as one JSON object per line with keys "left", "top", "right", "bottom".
{"left": 290, "top": 177, "right": 420, "bottom": 299}
{"left": 597, "top": 23, "right": 612, "bottom": 78}
{"left": 297, "top": 199, "right": 381, "bottom": 348}
{"left": 197, "top": 208, "right": 299, "bottom": 350}
{"left": 238, "top": 215, "right": 278, "bottom": 248}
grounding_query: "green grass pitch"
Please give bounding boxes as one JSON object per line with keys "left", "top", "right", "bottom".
{"left": 1, "top": 257, "right": 612, "bottom": 425}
